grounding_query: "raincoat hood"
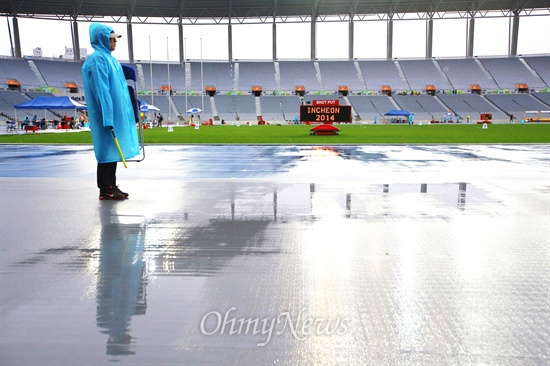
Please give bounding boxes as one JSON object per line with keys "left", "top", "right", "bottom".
{"left": 90, "top": 23, "right": 114, "bottom": 54}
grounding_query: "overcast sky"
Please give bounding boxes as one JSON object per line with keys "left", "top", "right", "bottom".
{"left": 1, "top": 12, "right": 549, "bottom": 61}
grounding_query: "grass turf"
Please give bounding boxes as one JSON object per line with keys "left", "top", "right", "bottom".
{"left": 1, "top": 123, "right": 549, "bottom": 144}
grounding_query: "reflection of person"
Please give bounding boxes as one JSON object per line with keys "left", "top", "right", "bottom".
{"left": 82, "top": 23, "right": 139, "bottom": 200}
{"left": 96, "top": 204, "right": 147, "bottom": 356}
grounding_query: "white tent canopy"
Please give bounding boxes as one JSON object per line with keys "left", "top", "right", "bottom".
{"left": 140, "top": 104, "right": 160, "bottom": 112}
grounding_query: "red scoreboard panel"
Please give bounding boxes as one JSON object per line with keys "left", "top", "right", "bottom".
{"left": 300, "top": 100, "right": 352, "bottom": 123}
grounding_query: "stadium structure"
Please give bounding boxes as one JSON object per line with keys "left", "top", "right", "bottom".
{"left": 1, "top": 0, "right": 549, "bottom": 124}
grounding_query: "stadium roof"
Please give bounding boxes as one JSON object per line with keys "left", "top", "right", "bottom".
{"left": 2, "top": 0, "right": 549, "bottom": 21}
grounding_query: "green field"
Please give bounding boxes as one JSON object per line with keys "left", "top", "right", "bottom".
{"left": 1, "top": 123, "right": 549, "bottom": 144}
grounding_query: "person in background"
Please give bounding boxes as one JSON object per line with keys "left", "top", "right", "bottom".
{"left": 80, "top": 112, "right": 88, "bottom": 127}
{"left": 82, "top": 23, "right": 140, "bottom": 200}
{"left": 22, "top": 115, "right": 30, "bottom": 129}
{"left": 157, "top": 113, "right": 163, "bottom": 128}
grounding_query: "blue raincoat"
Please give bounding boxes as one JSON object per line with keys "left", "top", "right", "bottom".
{"left": 82, "top": 23, "right": 139, "bottom": 163}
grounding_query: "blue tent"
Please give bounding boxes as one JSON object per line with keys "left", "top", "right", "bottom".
{"left": 384, "top": 109, "right": 411, "bottom": 116}
{"left": 14, "top": 96, "right": 86, "bottom": 110}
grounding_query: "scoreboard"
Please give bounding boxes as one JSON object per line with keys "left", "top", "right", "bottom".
{"left": 300, "top": 100, "right": 352, "bottom": 123}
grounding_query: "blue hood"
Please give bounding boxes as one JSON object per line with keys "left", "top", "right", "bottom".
{"left": 89, "top": 23, "right": 114, "bottom": 54}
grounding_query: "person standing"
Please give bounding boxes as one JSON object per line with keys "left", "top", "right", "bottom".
{"left": 157, "top": 113, "right": 163, "bottom": 128}
{"left": 22, "top": 115, "right": 30, "bottom": 129}
{"left": 80, "top": 112, "right": 88, "bottom": 127}
{"left": 82, "top": 23, "right": 139, "bottom": 200}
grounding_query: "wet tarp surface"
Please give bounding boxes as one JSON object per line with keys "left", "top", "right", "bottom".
{"left": 1, "top": 144, "right": 549, "bottom": 365}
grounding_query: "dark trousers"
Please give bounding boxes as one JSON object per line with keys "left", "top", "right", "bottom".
{"left": 97, "top": 162, "right": 117, "bottom": 190}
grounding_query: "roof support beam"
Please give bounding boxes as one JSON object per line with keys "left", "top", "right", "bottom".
{"left": 12, "top": 16, "right": 21, "bottom": 58}
{"left": 70, "top": 0, "right": 85, "bottom": 60}
{"left": 466, "top": 15, "right": 475, "bottom": 57}
{"left": 349, "top": 17, "right": 354, "bottom": 60}
{"left": 178, "top": 19, "right": 184, "bottom": 63}
{"left": 125, "top": 0, "right": 136, "bottom": 63}
{"left": 387, "top": 16, "right": 393, "bottom": 60}
{"left": 311, "top": 0, "right": 319, "bottom": 60}
{"left": 5, "top": 16, "right": 14, "bottom": 57}
{"left": 349, "top": 0, "right": 359, "bottom": 60}
{"left": 72, "top": 19, "right": 80, "bottom": 60}
{"left": 272, "top": 0, "right": 277, "bottom": 60}
{"left": 509, "top": 11, "right": 519, "bottom": 56}
{"left": 228, "top": 0, "right": 233, "bottom": 61}
{"left": 178, "top": 0, "right": 185, "bottom": 63}
{"left": 126, "top": 19, "right": 134, "bottom": 63}
{"left": 426, "top": 17, "right": 433, "bottom": 58}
